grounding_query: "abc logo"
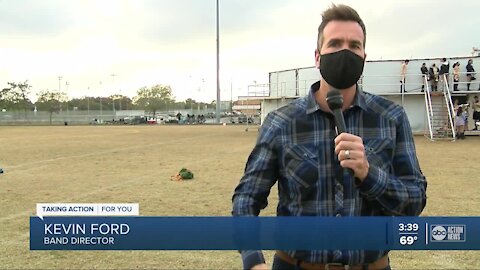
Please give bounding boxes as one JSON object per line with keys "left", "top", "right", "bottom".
{"left": 431, "top": 226, "right": 447, "bottom": 240}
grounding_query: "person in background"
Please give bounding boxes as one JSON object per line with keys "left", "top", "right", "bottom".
{"left": 463, "top": 104, "right": 470, "bottom": 131}
{"left": 466, "top": 59, "right": 476, "bottom": 91}
{"left": 439, "top": 58, "right": 450, "bottom": 90}
{"left": 472, "top": 95, "right": 480, "bottom": 130}
{"left": 453, "top": 62, "right": 460, "bottom": 91}
{"left": 429, "top": 63, "right": 439, "bottom": 91}
{"left": 232, "top": 4, "right": 427, "bottom": 270}
{"left": 455, "top": 106, "right": 466, "bottom": 139}
{"left": 400, "top": 59, "right": 409, "bottom": 93}
{"left": 453, "top": 99, "right": 459, "bottom": 115}
{"left": 420, "top": 62, "right": 429, "bottom": 92}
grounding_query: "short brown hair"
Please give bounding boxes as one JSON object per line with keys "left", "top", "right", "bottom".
{"left": 317, "top": 4, "right": 366, "bottom": 50}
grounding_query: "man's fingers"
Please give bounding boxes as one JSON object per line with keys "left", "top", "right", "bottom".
{"left": 338, "top": 149, "right": 365, "bottom": 161}
{"left": 340, "top": 159, "right": 362, "bottom": 171}
{"left": 334, "top": 141, "right": 364, "bottom": 155}
{"left": 334, "top": 133, "right": 363, "bottom": 144}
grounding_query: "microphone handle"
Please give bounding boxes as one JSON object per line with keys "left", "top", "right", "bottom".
{"left": 332, "top": 108, "right": 354, "bottom": 177}
{"left": 332, "top": 109, "right": 347, "bottom": 134}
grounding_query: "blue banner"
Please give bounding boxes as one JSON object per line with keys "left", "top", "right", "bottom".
{"left": 30, "top": 216, "right": 480, "bottom": 250}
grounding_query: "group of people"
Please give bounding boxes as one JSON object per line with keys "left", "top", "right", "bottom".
{"left": 411, "top": 58, "right": 478, "bottom": 92}
{"left": 454, "top": 95, "right": 480, "bottom": 139}
{"left": 183, "top": 113, "right": 206, "bottom": 124}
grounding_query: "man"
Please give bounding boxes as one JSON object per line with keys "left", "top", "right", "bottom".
{"left": 400, "top": 59, "right": 409, "bottom": 93}
{"left": 472, "top": 96, "right": 480, "bottom": 130}
{"left": 429, "top": 63, "right": 439, "bottom": 92}
{"left": 232, "top": 4, "right": 427, "bottom": 270}
{"left": 420, "top": 62, "right": 428, "bottom": 92}
{"left": 466, "top": 59, "right": 476, "bottom": 91}
{"left": 439, "top": 58, "right": 450, "bottom": 91}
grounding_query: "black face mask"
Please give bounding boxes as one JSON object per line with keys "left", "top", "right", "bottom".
{"left": 319, "top": 49, "right": 365, "bottom": 90}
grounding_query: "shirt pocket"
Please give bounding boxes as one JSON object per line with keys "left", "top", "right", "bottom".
{"left": 364, "top": 138, "right": 394, "bottom": 170}
{"left": 283, "top": 144, "right": 319, "bottom": 189}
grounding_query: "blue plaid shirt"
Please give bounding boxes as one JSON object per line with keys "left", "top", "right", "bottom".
{"left": 232, "top": 81, "right": 427, "bottom": 268}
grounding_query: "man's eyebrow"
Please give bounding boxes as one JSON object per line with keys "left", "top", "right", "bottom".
{"left": 327, "top": 38, "right": 342, "bottom": 45}
{"left": 349, "top": 40, "right": 362, "bottom": 47}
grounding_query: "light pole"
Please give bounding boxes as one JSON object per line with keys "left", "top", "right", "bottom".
{"left": 99, "top": 81, "right": 103, "bottom": 117}
{"left": 65, "top": 81, "right": 69, "bottom": 113}
{"left": 58, "top": 76, "right": 63, "bottom": 92}
{"left": 111, "top": 74, "right": 116, "bottom": 119}
{"left": 58, "top": 76, "right": 63, "bottom": 113}
{"left": 201, "top": 78, "right": 205, "bottom": 114}
{"left": 87, "top": 87, "right": 90, "bottom": 116}
{"left": 215, "top": 0, "right": 220, "bottom": 123}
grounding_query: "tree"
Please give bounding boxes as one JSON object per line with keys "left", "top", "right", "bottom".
{"left": 1, "top": 81, "right": 33, "bottom": 112}
{"left": 110, "top": 94, "right": 134, "bottom": 111}
{"left": 0, "top": 87, "right": 9, "bottom": 110}
{"left": 36, "top": 90, "right": 68, "bottom": 124}
{"left": 133, "top": 84, "right": 175, "bottom": 117}
{"left": 208, "top": 100, "right": 216, "bottom": 109}
{"left": 184, "top": 98, "right": 197, "bottom": 110}
{"left": 68, "top": 95, "right": 135, "bottom": 111}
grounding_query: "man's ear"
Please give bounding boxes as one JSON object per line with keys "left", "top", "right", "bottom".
{"left": 315, "top": 49, "right": 320, "bottom": 69}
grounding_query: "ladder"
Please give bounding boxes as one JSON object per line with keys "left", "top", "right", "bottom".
{"left": 424, "top": 74, "right": 456, "bottom": 141}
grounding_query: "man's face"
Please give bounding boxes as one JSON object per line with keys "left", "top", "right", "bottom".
{"left": 315, "top": 20, "right": 366, "bottom": 68}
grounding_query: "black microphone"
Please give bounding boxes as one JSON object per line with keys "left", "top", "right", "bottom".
{"left": 326, "top": 89, "right": 347, "bottom": 134}
{"left": 326, "top": 89, "right": 354, "bottom": 177}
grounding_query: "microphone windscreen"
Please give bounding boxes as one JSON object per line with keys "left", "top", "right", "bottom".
{"left": 326, "top": 89, "right": 343, "bottom": 110}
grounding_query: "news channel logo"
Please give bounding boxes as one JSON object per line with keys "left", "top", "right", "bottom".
{"left": 430, "top": 224, "right": 466, "bottom": 242}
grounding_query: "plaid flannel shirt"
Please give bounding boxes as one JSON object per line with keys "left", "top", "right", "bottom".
{"left": 232, "top": 81, "right": 427, "bottom": 269}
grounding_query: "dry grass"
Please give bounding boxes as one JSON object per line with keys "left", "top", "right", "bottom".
{"left": 0, "top": 125, "right": 478, "bottom": 269}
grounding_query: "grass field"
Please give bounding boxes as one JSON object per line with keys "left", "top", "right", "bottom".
{"left": 0, "top": 125, "right": 479, "bottom": 269}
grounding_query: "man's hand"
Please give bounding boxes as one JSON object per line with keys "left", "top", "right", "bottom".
{"left": 251, "top": 263, "right": 269, "bottom": 270}
{"left": 334, "top": 133, "right": 369, "bottom": 181}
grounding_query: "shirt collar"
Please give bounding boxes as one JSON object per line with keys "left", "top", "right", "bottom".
{"left": 306, "top": 81, "right": 368, "bottom": 115}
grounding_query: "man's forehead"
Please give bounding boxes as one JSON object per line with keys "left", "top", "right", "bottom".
{"left": 323, "top": 20, "right": 364, "bottom": 41}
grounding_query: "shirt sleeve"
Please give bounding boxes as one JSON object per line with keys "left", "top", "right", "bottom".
{"left": 232, "top": 111, "right": 279, "bottom": 216}
{"left": 357, "top": 108, "right": 427, "bottom": 216}
{"left": 240, "top": 250, "right": 266, "bottom": 270}
{"left": 232, "top": 112, "right": 280, "bottom": 269}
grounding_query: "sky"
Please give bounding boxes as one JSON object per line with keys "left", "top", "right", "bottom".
{"left": 1, "top": 0, "right": 479, "bottom": 103}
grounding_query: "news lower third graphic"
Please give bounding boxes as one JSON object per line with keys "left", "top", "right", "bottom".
{"left": 430, "top": 225, "right": 466, "bottom": 242}
{"left": 30, "top": 204, "right": 480, "bottom": 250}
{"left": 36, "top": 203, "right": 139, "bottom": 219}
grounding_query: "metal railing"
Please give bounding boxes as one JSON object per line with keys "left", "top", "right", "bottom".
{"left": 442, "top": 74, "right": 457, "bottom": 140}
{"left": 423, "top": 75, "right": 434, "bottom": 140}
